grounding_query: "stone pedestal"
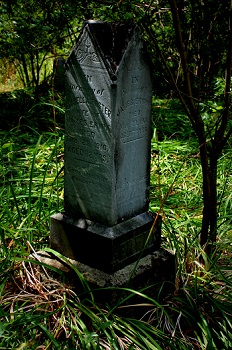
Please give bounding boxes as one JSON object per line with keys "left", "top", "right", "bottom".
{"left": 50, "top": 212, "right": 161, "bottom": 273}
{"left": 50, "top": 22, "right": 165, "bottom": 283}
{"left": 31, "top": 248, "right": 175, "bottom": 295}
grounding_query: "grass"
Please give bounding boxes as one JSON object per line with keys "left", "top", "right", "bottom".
{"left": 0, "top": 95, "right": 232, "bottom": 349}
{"left": 1, "top": 128, "right": 64, "bottom": 251}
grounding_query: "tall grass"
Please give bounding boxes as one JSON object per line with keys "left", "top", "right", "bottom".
{"left": 0, "top": 98, "right": 232, "bottom": 349}
{"left": 0, "top": 127, "right": 64, "bottom": 253}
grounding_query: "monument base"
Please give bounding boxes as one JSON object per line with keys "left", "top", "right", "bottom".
{"left": 31, "top": 248, "right": 175, "bottom": 291}
{"left": 50, "top": 212, "right": 161, "bottom": 274}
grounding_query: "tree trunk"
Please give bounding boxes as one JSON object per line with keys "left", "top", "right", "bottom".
{"left": 144, "top": 0, "right": 231, "bottom": 255}
{"left": 21, "top": 53, "right": 30, "bottom": 87}
{"left": 209, "top": 150, "right": 218, "bottom": 243}
{"left": 198, "top": 133, "right": 211, "bottom": 248}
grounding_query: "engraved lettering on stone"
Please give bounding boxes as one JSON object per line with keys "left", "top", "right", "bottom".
{"left": 64, "top": 22, "right": 152, "bottom": 226}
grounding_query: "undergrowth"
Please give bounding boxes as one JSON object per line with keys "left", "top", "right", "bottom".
{"left": 0, "top": 97, "right": 232, "bottom": 349}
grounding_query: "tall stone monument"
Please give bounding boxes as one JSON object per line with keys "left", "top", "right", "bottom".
{"left": 50, "top": 21, "right": 161, "bottom": 277}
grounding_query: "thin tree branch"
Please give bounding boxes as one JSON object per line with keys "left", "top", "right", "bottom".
{"left": 141, "top": 22, "right": 197, "bottom": 129}
{"left": 214, "top": 0, "right": 232, "bottom": 144}
{"left": 168, "top": 0, "right": 196, "bottom": 117}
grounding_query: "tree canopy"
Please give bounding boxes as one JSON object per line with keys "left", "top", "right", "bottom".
{"left": 0, "top": 0, "right": 90, "bottom": 92}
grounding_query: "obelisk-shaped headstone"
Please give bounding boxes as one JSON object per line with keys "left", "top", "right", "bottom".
{"left": 50, "top": 21, "right": 161, "bottom": 274}
{"left": 64, "top": 22, "right": 151, "bottom": 225}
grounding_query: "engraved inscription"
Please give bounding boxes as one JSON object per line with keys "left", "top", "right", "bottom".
{"left": 69, "top": 84, "right": 105, "bottom": 96}
{"left": 92, "top": 88, "right": 105, "bottom": 95}
{"left": 66, "top": 115, "right": 103, "bottom": 129}
{"left": 132, "top": 76, "right": 139, "bottom": 83}
{"left": 66, "top": 142, "right": 110, "bottom": 164}
{"left": 85, "top": 75, "right": 92, "bottom": 82}
{"left": 64, "top": 22, "right": 152, "bottom": 225}
{"left": 66, "top": 94, "right": 111, "bottom": 119}
{"left": 116, "top": 97, "right": 150, "bottom": 117}
{"left": 119, "top": 232, "right": 153, "bottom": 260}
{"left": 120, "top": 125, "right": 148, "bottom": 142}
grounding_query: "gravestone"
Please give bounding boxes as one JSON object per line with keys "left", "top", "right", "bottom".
{"left": 50, "top": 21, "right": 161, "bottom": 275}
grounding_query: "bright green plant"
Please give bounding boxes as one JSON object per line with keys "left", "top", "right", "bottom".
{"left": 0, "top": 128, "right": 64, "bottom": 253}
{"left": 1, "top": 97, "right": 232, "bottom": 349}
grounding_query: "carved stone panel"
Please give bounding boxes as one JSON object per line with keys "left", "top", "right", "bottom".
{"left": 64, "top": 22, "right": 152, "bottom": 226}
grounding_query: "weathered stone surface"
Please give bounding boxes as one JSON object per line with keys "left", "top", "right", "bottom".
{"left": 31, "top": 248, "right": 175, "bottom": 289}
{"left": 50, "top": 212, "right": 161, "bottom": 273}
{"left": 64, "top": 21, "right": 152, "bottom": 226}
{"left": 50, "top": 21, "right": 161, "bottom": 276}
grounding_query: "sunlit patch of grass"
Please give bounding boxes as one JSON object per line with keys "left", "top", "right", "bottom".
{"left": 0, "top": 58, "right": 23, "bottom": 92}
{"left": 150, "top": 138, "right": 202, "bottom": 213}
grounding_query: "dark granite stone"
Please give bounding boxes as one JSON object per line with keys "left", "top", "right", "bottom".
{"left": 50, "top": 212, "right": 161, "bottom": 273}
{"left": 50, "top": 21, "right": 161, "bottom": 274}
{"left": 64, "top": 21, "right": 152, "bottom": 226}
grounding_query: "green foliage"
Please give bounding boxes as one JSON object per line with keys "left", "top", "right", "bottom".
{"left": 0, "top": 86, "right": 65, "bottom": 130}
{"left": 0, "top": 128, "right": 64, "bottom": 253}
{"left": 87, "top": 1, "right": 230, "bottom": 98}
{"left": 0, "top": 97, "right": 232, "bottom": 349}
{"left": 150, "top": 98, "right": 232, "bottom": 242}
{"left": 152, "top": 99, "right": 196, "bottom": 140}
{"left": 1, "top": 1, "right": 232, "bottom": 347}
{"left": 0, "top": 0, "right": 88, "bottom": 90}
